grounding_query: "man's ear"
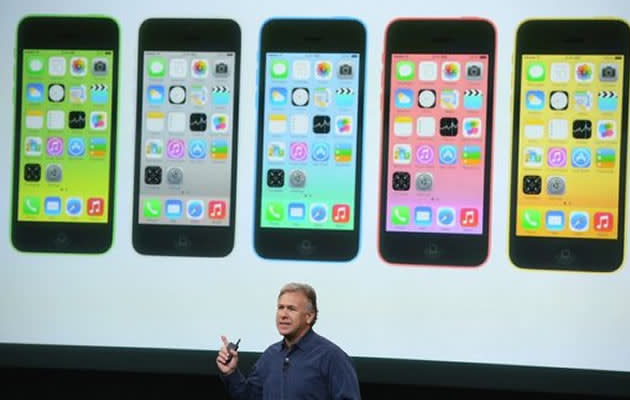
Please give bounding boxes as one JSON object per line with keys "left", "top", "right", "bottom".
{"left": 306, "top": 312, "right": 315, "bottom": 325}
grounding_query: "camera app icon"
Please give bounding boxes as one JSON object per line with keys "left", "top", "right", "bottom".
{"left": 466, "top": 62, "right": 483, "bottom": 80}
{"left": 214, "top": 61, "right": 229, "bottom": 77}
{"left": 92, "top": 58, "right": 108, "bottom": 76}
{"left": 600, "top": 63, "right": 617, "bottom": 82}
{"left": 338, "top": 61, "right": 353, "bottom": 79}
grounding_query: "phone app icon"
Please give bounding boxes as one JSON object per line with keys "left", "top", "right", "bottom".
{"left": 291, "top": 88, "right": 309, "bottom": 106}
{"left": 550, "top": 63, "right": 569, "bottom": 83}
{"left": 48, "top": 57, "right": 66, "bottom": 76}
{"left": 146, "top": 112, "right": 165, "bottom": 132}
{"left": 267, "top": 142, "right": 286, "bottom": 162}
{"left": 571, "top": 148, "right": 591, "bottom": 168}
{"left": 466, "top": 62, "right": 483, "bottom": 80}
{"left": 440, "top": 89, "right": 458, "bottom": 110}
{"left": 334, "top": 143, "right": 352, "bottom": 163}
{"left": 165, "top": 199, "right": 183, "bottom": 219}
{"left": 315, "top": 61, "right": 332, "bottom": 80}
{"left": 462, "top": 118, "right": 481, "bottom": 138}
{"left": 270, "top": 60, "right": 289, "bottom": 80}
{"left": 70, "top": 57, "right": 87, "bottom": 76}
{"left": 144, "top": 166, "right": 162, "bottom": 185}
{"left": 69, "top": 85, "right": 87, "bottom": 104}
{"left": 596, "top": 148, "right": 616, "bottom": 168}
{"left": 391, "top": 206, "right": 410, "bottom": 225}
{"left": 44, "top": 196, "right": 61, "bottom": 216}
{"left": 48, "top": 84, "right": 65, "bottom": 103}
{"left": 436, "top": 207, "right": 456, "bottom": 227}
{"left": 439, "top": 145, "right": 457, "bottom": 165}
{"left": 144, "top": 139, "right": 163, "bottom": 159}
{"left": 594, "top": 212, "right": 613, "bottom": 232}
{"left": 92, "top": 58, "right": 108, "bottom": 76}
{"left": 392, "top": 172, "right": 410, "bottom": 191}
{"left": 211, "top": 86, "right": 229, "bottom": 105}
{"left": 335, "top": 116, "right": 352, "bottom": 136}
{"left": 147, "top": 85, "right": 165, "bottom": 105}
{"left": 523, "top": 147, "right": 543, "bottom": 168}
{"left": 311, "top": 142, "right": 330, "bottom": 162}
{"left": 394, "top": 116, "right": 413, "bottom": 137}
{"left": 211, "top": 114, "right": 229, "bottom": 133}
{"left": 167, "top": 58, "right": 186, "bottom": 79}
{"left": 416, "top": 117, "right": 435, "bottom": 137}
{"left": 570, "top": 211, "right": 589, "bottom": 232}
{"left": 441, "top": 62, "right": 460, "bottom": 81}
{"left": 67, "top": 137, "right": 86, "bottom": 157}
{"left": 169, "top": 86, "right": 186, "bottom": 104}
{"left": 27, "top": 56, "right": 44, "bottom": 74}
{"left": 598, "top": 91, "right": 618, "bottom": 112}
{"left": 460, "top": 208, "right": 479, "bottom": 227}
{"left": 418, "top": 89, "right": 436, "bottom": 108}
{"left": 462, "top": 145, "right": 481, "bottom": 166}
{"left": 521, "top": 209, "right": 541, "bottom": 230}
{"left": 337, "top": 61, "right": 353, "bottom": 79}
{"left": 187, "top": 200, "right": 204, "bottom": 220}
{"left": 545, "top": 210, "right": 564, "bottom": 231}
{"left": 90, "top": 112, "right": 107, "bottom": 130}
{"left": 574, "top": 91, "right": 592, "bottom": 112}
{"left": 395, "top": 88, "right": 414, "bottom": 109}
{"left": 292, "top": 60, "right": 310, "bottom": 80}
{"left": 523, "top": 175, "right": 542, "bottom": 195}
{"left": 89, "top": 137, "right": 107, "bottom": 158}
{"left": 290, "top": 142, "right": 308, "bottom": 162}
{"left": 189, "top": 85, "right": 209, "bottom": 106}
{"left": 26, "top": 83, "right": 44, "bottom": 103}
{"left": 167, "top": 138, "right": 185, "bottom": 159}
{"left": 439, "top": 118, "right": 458, "bottom": 137}
{"left": 147, "top": 57, "right": 166, "bottom": 78}
{"left": 332, "top": 204, "right": 350, "bottom": 224}
{"left": 265, "top": 203, "right": 284, "bottom": 222}
{"left": 575, "top": 63, "right": 593, "bottom": 82}
{"left": 335, "top": 87, "right": 355, "bottom": 107}
{"left": 190, "top": 113, "right": 207, "bottom": 131}
{"left": 188, "top": 139, "right": 207, "bottom": 160}
{"left": 208, "top": 200, "right": 227, "bottom": 220}
{"left": 393, "top": 144, "right": 412, "bottom": 165}
{"left": 66, "top": 198, "right": 83, "bottom": 216}
{"left": 288, "top": 202, "right": 306, "bottom": 221}
{"left": 291, "top": 114, "right": 308, "bottom": 135}
{"left": 46, "top": 137, "right": 64, "bottom": 156}
{"left": 69, "top": 111, "right": 86, "bottom": 129}
{"left": 87, "top": 198, "right": 104, "bottom": 216}
{"left": 596, "top": 120, "right": 616, "bottom": 140}
{"left": 47, "top": 110, "right": 64, "bottom": 130}
{"left": 546, "top": 176, "right": 566, "bottom": 195}
{"left": 526, "top": 62, "right": 545, "bottom": 82}
{"left": 414, "top": 206, "right": 432, "bottom": 227}
{"left": 313, "top": 88, "right": 331, "bottom": 108}
{"left": 310, "top": 204, "right": 328, "bottom": 224}
{"left": 87, "top": 84, "right": 107, "bottom": 106}
{"left": 23, "top": 196, "right": 41, "bottom": 215}
{"left": 547, "top": 147, "right": 567, "bottom": 168}
{"left": 416, "top": 144, "right": 434, "bottom": 165}
{"left": 143, "top": 199, "right": 162, "bottom": 218}
{"left": 572, "top": 120, "right": 592, "bottom": 139}
{"left": 270, "top": 87, "right": 288, "bottom": 106}
{"left": 550, "top": 91, "right": 568, "bottom": 110}
{"left": 267, "top": 169, "right": 284, "bottom": 188}
{"left": 269, "top": 114, "right": 287, "bottom": 134}
{"left": 418, "top": 61, "right": 437, "bottom": 81}
{"left": 525, "top": 90, "right": 545, "bottom": 110}
{"left": 600, "top": 63, "right": 618, "bottom": 82}
{"left": 463, "top": 89, "right": 482, "bottom": 110}
{"left": 24, "top": 137, "right": 42, "bottom": 157}
{"left": 313, "top": 115, "right": 331, "bottom": 134}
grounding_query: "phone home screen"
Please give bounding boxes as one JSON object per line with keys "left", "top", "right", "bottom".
{"left": 517, "top": 55, "right": 624, "bottom": 239}
{"left": 386, "top": 54, "right": 489, "bottom": 234}
{"left": 138, "top": 52, "right": 235, "bottom": 226}
{"left": 260, "top": 53, "right": 359, "bottom": 230}
{"left": 18, "top": 49, "right": 114, "bottom": 223}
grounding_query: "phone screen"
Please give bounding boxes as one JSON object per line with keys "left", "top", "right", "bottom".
{"left": 517, "top": 55, "right": 624, "bottom": 239}
{"left": 386, "top": 54, "right": 489, "bottom": 234}
{"left": 18, "top": 49, "right": 114, "bottom": 223}
{"left": 260, "top": 52, "right": 360, "bottom": 230}
{"left": 138, "top": 52, "right": 235, "bottom": 226}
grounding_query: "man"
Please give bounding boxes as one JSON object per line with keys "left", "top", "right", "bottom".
{"left": 216, "top": 282, "right": 361, "bottom": 399}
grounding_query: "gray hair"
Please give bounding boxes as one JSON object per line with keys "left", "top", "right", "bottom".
{"left": 278, "top": 282, "right": 318, "bottom": 326}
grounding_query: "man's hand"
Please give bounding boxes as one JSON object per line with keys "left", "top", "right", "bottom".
{"left": 216, "top": 335, "right": 238, "bottom": 375}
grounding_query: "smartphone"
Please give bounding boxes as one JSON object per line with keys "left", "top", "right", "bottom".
{"left": 509, "top": 20, "right": 629, "bottom": 272}
{"left": 132, "top": 19, "right": 240, "bottom": 257}
{"left": 11, "top": 16, "right": 119, "bottom": 253}
{"left": 254, "top": 19, "right": 366, "bottom": 261}
{"left": 378, "top": 19, "right": 496, "bottom": 266}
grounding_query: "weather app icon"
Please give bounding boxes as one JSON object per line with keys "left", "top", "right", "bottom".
{"left": 525, "top": 90, "right": 545, "bottom": 110}
{"left": 395, "top": 88, "right": 414, "bottom": 109}
{"left": 270, "top": 87, "right": 288, "bottom": 106}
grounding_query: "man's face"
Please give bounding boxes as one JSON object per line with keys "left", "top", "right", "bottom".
{"left": 276, "top": 291, "right": 313, "bottom": 340}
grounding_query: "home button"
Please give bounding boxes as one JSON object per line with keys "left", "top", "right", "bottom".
{"left": 175, "top": 235, "right": 191, "bottom": 250}
{"left": 424, "top": 243, "right": 441, "bottom": 259}
{"left": 54, "top": 232, "right": 70, "bottom": 249}
{"left": 556, "top": 248, "right": 574, "bottom": 265}
{"left": 297, "top": 239, "right": 315, "bottom": 256}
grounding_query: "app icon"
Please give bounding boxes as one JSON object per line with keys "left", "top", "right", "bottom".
{"left": 147, "top": 57, "right": 166, "bottom": 78}
{"left": 334, "top": 143, "right": 352, "bottom": 163}
{"left": 575, "top": 63, "right": 593, "bottom": 82}
{"left": 437, "top": 207, "right": 456, "bottom": 227}
{"left": 310, "top": 203, "right": 328, "bottom": 224}
{"left": 414, "top": 206, "right": 432, "bottom": 227}
{"left": 191, "top": 59, "right": 209, "bottom": 78}
{"left": 315, "top": 61, "right": 332, "bottom": 80}
{"left": 267, "top": 169, "right": 284, "bottom": 187}
{"left": 571, "top": 147, "right": 591, "bottom": 168}
{"left": 45, "top": 164, "right": 62, "bottom": 182}
{"left": 26, "top": 83, "right": 44, "bottom": 103}
{"left": 596, "top": 148, "right": 615, "bottom": 168}
{"left": 545, "top": 210, "right": 564, "bottom": 231}
{"left": 27, "top": 56, "right": 44, "bottom": 74}
{"left": 70, "top": 57, "right": 87, "bottom": 76}
{"left": 391, "top": 206, "right": 410, "bottom": 225}
{"left": 270, "top": 87, "right": 288, "bottom": 106}
{"left": 48, "top": 83, "right": 65, "bottom": 103}
{"left": 90, "top": 112, "right": 107, "bottom": 130}
{"left": 526, "top": 62, "right": 545, "bottom": 82}
{"left": 165, "top": 199, "right": 183, "bottom": 219}
{"left": 289, "top": 142, "right": 308, "bottom": 161}
{"left": 214, "top": 61, "right": 229, "bottom": 77}
{"left": 462, "top": 145, "right": 481, "bottom": 166}
{"left": 331, "top": 204, "right": 350, "bottom": 223}
{"left": 44, "top": 196, "right": 61, "bottom": 216}
{"left": 144, "top": 166, "right": 162, "bottom": 185}
{"left": 146, "top": 85, "right": 165, "bottom": 105}
{"left": 574, "top": 91, "right": 593, "bottom": 112}
{"left": 419, "top": 61, "right": 437, "bottom": 81}
{"left": 166, "top": 167, "right": 183, "bottom": 184}
{"left": 546, "top": 176, "right": 566, "bottom": 195}
{"left": 439, "top": 145, "right": 457, "bottom": 165}
{"left": 416, "top": 145, "right": 434, "bottom": 165}
{"left": 396, "top": 61, "right": 414, "bottom": 81}
{"left": 597, "top": 120, "right": 616, "bottom": 140}
{"left": 46, "top": 137, "right": 64, "bottom": 156}
{"left": 525, "top": 90, "right": 545, "bottom": 110}
{"left": 548, "top": 119, "right": 568, "bottom": 140}
{"left": 570, "top": 211, "right": 589, "bottom": 232}
{"left": 167, "top": 138, "right": 185, "bottom": 159}
{"left": 267, "top": 142, "right": 286, "bottom": 162}
{"left": 69, "top": 85, "right": 87, "bottom": 104}
{"left": 265, "top": 202, "right": 284, "bottom": 222}
{"left": 292, "top": 60, "right": 310, "bottom": 80}
{"left": 188, "top": 139, "right": 207, "bottom": 159}
{"left": 211, "top": 114, "right": 229, "bottom": 133}
{"left": 393, "top": 144, "right": 412, "bottom": 165}
{"left": 66, "top": 197, "right": 83, "bottom": 216}
{"left": 392, "top": 171, "right": 410, "bottom": 191}
{"left": 572, "top": 120, "right": 592, "bottom": 139}
{"left": 291, "top": 114, "right": 309, "bottom": 135}
{"left": 415, "top": 172, "right": 433, "bottom": 191}
{"left": 187, "top": 200, "right": 204, "bottom": 220}
{"left": 463, "top": 118, "right": 482, "bottom": 138}
{"left": 439, "top": 118, "right": 458, "bottom": 137}
{"left": 269, "top": 114, "right": 287, "bottom": 134}
{"left": 23, "top": 196, "right": 40, "bottom": 215}
{"left": 523, "top": 147, "right": 543, "bottom": 168}
{"left": 337, "top": 61, "right": 354, "bottom": 79}
{"left": 550, "top": 63, "right": 569, "bottom": 83}
{"left": 146, "top": 111, "right": 165, "bottom": 132}
{"left": 394, "top": 116, "right": 413, "bottom": 137}
{"left": 523, "top": 175, "right": 542, "bottom": 195}
{"left": 521, "top": 209, "right": 541, "bottom": 229}
{"left": 24, "top": 164, "right": 41, "bottom": 182}
{"left": 335, "top": 116, "right": 352, "bottom": 135}
{"left": 208, "top": 200, "right": 227, "bottom": 219}
{"left": 270, "top": 60, "right": 289, "bottom": 80}
{"left": 24, "top": 137, "right": 42, "bottom": 157}
{"left": 87, "top": 198, "right": 104, "bottom": 216}
{"left": 67, "top": 137, "right": 86, "bottom": 157}
{"left": 69, "top": 111, "right": 85, "bottom": 129}
{"left": 418, "top": 89, "right": 436, "bottom": 108}
{"left": 313, "top": 115, "right": 331, "bottom": 133}
{"left": 594, "top": 212, "right": 613, "bottom": 232}
{"left": 311, "top": 142, "right": 330, "bottom": 162}
{"left": 92, "top": 58, "right": 108, "bottom": 76}
{"left": 191, "top": 85, "right": 209, "bottom": 106}
{"left": 89, "top": 137, "right": 107, "bottom": 158}
{"left": 335, "top": 87, "right": 355, "bottom": 107}
{"left": 416, "top": 117, "right": 435, "bottom": 137}
{"left": 547, "top": 147, "right": 567, "bottom": 168}
{"left": 144, "top": 139, "right": 163, "bottom": 159}
{"left": 48, "top": 57, "right": 66, "bottom": 76}
{"left": 169, "top": 85, "right": 186, "bottom": 104}
{"left": 190, "top": 113, "right": 207, "bottom": 131}
{"left": 313, "top": 88, "right": 331, "bottom": 108}
{"left": 466, "top": 62, "right": 483, "bottom": 80}
{"left": 395, "top": 88, "right": 414, "bottom": 108}
{"left": 524, "top": 120, "right": 544, "bottom": 139}
{"left": 25, "top": 110, "right": 43, "bottom": 129}
{"left": 441, "top": 62, "right": 460, "bottom": 81}
{"left": 600, "top": 63, "right": 618, "bottom": 82}
{"left": 47, "top": 110, "right": 65, "bottom": 130}
{"left": 440, "top": 89, "right": 458, "bottom": 110}
{"left": 549, "top": 91, "right": 568, "bottom": 110}
{"left": 289, "top": 169, "right": 306, "bottom": 188}
{"left": 463, "top": 89, "right": 482, "bottom": 110}
{"left": 211, "top": 86, "right": 229, "bottom": 105}
{"left": 460, "top": 208, "right": 479, "bottom": 227}
{"left": 169, "top": 58, "right": 187, "bottom": 79}
{"left": 598, "top": 91, "right": 618, "bottom": 111}
{"left": 90, "top": 84, "right": 108, "bottom": 104}
{"left": 291, "top": 88, "right": 309, "bottom": 106}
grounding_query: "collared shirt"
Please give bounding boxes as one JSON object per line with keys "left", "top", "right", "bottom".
{"left": 221, "top": 329, "right": 360, "bottom": 400}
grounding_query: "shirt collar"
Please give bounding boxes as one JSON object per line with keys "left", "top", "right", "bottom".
{"left": 281, "top": 328, "right": 316, "bottom": 352}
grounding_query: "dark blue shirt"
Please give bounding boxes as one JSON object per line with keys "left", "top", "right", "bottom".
{"left": 221, "top": 329, "right": 360, "bottom": 400}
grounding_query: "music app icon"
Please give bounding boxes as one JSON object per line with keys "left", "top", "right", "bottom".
{"left": 332, "top": 204, "right": 350, "bottom": 224}
{"left": 208, "top": 200, "right": 227, "bottom": 220}
{"left": 460, "top": 208, "right": 478, "bottom": 227}
{"left": 87, "top": 198, "right": 104, "bottom": 216}
{"left": 593, "top": 212, "right": 613, "bottom": 232}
